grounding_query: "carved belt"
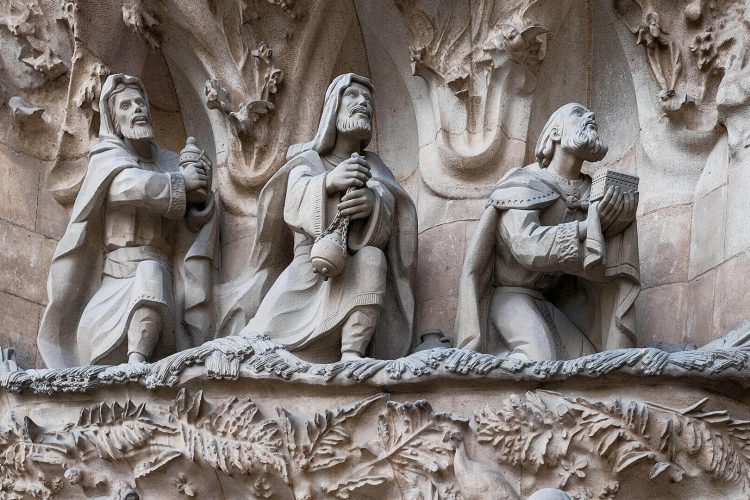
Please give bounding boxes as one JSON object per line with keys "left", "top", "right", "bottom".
{"left": 103, "top": 246, "right": 171, "bottom": 279}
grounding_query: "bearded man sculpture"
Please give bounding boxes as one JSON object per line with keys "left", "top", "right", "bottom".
{"left": 38, "top": 73, "right": 218, "bottom": 368}
{"left": 455, "top": 103, "right": 640, "bottom": 361}
{"left": 232, "top": 73, "right": 418, "bottom": 362}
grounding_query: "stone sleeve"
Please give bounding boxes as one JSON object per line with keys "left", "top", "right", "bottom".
{"left": 499, "top": 208, "right": 583, "bottom": 273}
{"left": 107, "top": 168, "right": 186, "bottom": 219}
{"left": 166, "top": 172, "right": 187, "bottom": 220}
{"left": 283, "top": 164, "right": 327, "bottom": 238}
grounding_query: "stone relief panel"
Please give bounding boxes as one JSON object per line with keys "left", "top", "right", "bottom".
{"left": 2, "top": 381, "right": 750, "bottom": 499}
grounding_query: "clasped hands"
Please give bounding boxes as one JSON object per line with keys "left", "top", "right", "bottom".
{"left": 596, "top": 186, "right": 638, "bottom": 237}
{"left": 325, "top": 153, "right": 375, "bottom": 221}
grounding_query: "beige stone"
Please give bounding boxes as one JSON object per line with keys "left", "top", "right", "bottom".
{"left": 0, "top": 143, "right": 41, "bottom": 231}
{"left": 637, "top": 204, "right": 691, "bottom": 288}
{"left": 0, "top": 219, "right": 56, "bottom": 306}
{"left": 0, "top": 291, "right": 43, "bottom": 369}
{"left": 636, "top": 283, "right": 688, "bottom": 346}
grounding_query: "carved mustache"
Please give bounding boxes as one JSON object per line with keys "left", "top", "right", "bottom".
{"left": 130, "top": 114, "right": 150, "bottom": 125}
{"left": 349, "top": 105, "right": 370, "bottom": 117}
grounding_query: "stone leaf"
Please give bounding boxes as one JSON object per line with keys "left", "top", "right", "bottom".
{"left": 297, "top": 393, "right": 386, "bottom": 472}
{"left": 167, "top": 389, "right": 288, "bottom": 481}
{"left": 66, "top": 401, "right": 167, "bottom": 461}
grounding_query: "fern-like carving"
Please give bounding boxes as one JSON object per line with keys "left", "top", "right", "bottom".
{"left": 475, "top": 391, "right": 750, "bottom": 490}
{"left": 325, "top": 399, "right": 466, "bottom": 498}
{"left": 167, "top": 389, "right": 288, "bottom": 482}
{"left": 66, "top": 401, "right": 168, "bottom": 461}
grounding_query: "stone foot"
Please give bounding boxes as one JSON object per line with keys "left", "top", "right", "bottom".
{"left": 340, "top": 351, "right": 363, "bottom": 362}
{"left": 128, "top": 352, "right": 148, "bottom": 364}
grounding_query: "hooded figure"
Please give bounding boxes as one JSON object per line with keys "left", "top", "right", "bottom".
{"left": 454, "top": 103, "right": 640, "bottom": 360}
{"left": 225, "top": 73, "right": 418, "bottom": 361}
{"left": 38, "top": 73, "right": 218, "bottom": 368}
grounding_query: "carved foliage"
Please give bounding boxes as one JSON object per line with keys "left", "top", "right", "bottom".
{"left": 1, "top": 389, "right": 750, "bottom": 498}
{"left": 475, "top": 391, "right": 750, "bottom": 493}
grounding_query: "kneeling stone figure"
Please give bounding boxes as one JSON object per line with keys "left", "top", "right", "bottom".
{"left": 38, "top": 74, "right": 218, "bottom": 368}
{"left": 236, "top": 73, "right": 418, "bottom": 362}
{"left": 455, "top": 103, "right": 641, "bottom": 361}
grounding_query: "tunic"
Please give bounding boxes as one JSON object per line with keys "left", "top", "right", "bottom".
{"left": 241, "top": 154, "right": 395, "bottom": 351}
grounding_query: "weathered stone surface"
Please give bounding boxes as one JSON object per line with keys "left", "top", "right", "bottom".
{"left": 637, "top": 204, "right": 691, "bottom": 289}
{"left": 0, "top": 144, "right": 41, "bottom": 231}
{"left": 0, "top": 219, "right": 56, "bottom": 306}
{"left": 0, "top": 291, "right": 42, "bottom": 369}
{"left": 636, "top": 283, "right": 688, "bottom": 346}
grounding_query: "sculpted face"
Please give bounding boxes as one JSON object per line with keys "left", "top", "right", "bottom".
{"left": 559, "top": 104, "right": 608, "bottom": 163}
{"left": 335, "top": 81, "right": 372, "bottom": 142}
{"left": 112, "top": 86, "right": 154, "bottom": 141}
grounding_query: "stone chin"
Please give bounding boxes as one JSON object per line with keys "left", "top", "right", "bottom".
{"left": 120, "top": 121, "right": 155, "bottom": 141}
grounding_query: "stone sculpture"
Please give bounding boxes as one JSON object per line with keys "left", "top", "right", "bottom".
{"left": 229, "top": 73, "right": 417, "bottom": 362}
{"left": 37, "top": 73, "right": 218, "bottom": 368}
{"left": 455, "top": 103, "right": 640, "bottom": 360}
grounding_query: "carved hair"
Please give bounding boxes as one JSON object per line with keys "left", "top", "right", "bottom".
{"left": 286, "top": 73, "right": 374, "bottom": 160}
{"left": 534, "top": 102, "right": 588, "bottom": 167}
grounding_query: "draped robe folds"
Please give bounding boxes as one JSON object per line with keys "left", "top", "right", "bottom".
{"left": 37, "top": 138, "right": 218, "bottom": 368}
{"left": 454, "top": 165, "right": 640, "bottom": 359}
{"left": 232, "top": 150, "right": 418, "bottom": 359}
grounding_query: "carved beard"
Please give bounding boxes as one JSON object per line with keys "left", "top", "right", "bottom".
{"left": 561, "top": 119, "right": 608, "bottom": 162}
{"left": 118, "top": 117, "right": 155, "bottom": 141}
{"left": 336, "top": 113, "right": 372, "bottom": 143}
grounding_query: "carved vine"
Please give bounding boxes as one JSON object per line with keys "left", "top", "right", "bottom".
{"left": 0, "top": 389, "right": 748, "bottom": 498}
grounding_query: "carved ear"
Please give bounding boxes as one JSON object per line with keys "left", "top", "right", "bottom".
{"left": 549, "top": 126, "right": 561, "bottom": 142}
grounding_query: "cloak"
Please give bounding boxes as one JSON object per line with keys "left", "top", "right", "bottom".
{"left": 37, "top": 74, "right": 217, "bottom": 368}
{"left": 222, "top": 150, "right": 418, "bottom": 359}
{"left": 454, "top": 166, "right": 640, "bottom": 354}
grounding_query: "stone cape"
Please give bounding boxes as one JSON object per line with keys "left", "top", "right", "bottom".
{"left": 455, "top": 166, "right": 640, "bottom": 356}
{"left": 2, "top": 330, "right": 750, "bottom": 499}
{"left": 219, "top": 149, "right": 418, "bottom": 361}
{"left": 36, "top": 138, "right": 218, "bottom": 370}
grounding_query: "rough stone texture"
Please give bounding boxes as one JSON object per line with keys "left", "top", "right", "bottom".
{"left": 0, "top": 219, "right": 56, "bottom": 306}
{"left": 0, "top": 291, "right": 43, "bottom": 370}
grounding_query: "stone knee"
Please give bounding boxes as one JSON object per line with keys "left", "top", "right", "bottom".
{"left": 341, "top": 304, "right": 381, "bottom": 357}
{"left": 127, "top": 304, "right": 162, "bottom": 362}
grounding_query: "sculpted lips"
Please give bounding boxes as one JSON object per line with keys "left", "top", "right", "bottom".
{"left": 131, "top": 114, "right": 149, "bottom": 125}
{"left": 349, "top": 105, "right": 370, "bottom": 117}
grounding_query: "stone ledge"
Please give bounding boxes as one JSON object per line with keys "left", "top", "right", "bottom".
{"left": 4, "top": 333, "right": 750, "bottom": 395}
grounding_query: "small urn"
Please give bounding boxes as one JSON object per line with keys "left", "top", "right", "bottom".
{"left": 413, "top": 329, "right": 452, "bottom": 352}
{"left": 310, "top": 227, "right": 347, "bottom": 280}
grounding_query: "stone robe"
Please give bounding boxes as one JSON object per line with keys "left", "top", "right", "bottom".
{"left": 234, "top": 149, "right": 418, "bottom": 359}
{"left": 38, "top": 139, "right": 217, "bottom": 368}
{"left": 455, "top": 165, "right": 640, "bottom": 359}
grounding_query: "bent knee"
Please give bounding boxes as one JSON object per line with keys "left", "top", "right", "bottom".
{"left": 353, "top": 246, "right": 387, "bottom": 272}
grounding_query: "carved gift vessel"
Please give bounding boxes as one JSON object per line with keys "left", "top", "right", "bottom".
{"left": 3, "top": 1, "right": 750, "bottom": 499}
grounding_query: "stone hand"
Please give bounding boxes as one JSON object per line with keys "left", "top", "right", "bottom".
{"left": 605, "top": 190, "right": 638, "bottom": 237}
{"left": 325, "top": 153, "right": 372, "bottom": 194}
{"left": 338, "top": 187, "right": 375, "bottom": 220}
{"left": 597, "top": 186, "right": 623, "bottom": 231}
{"left": 182, "top": 162, "right": 208, "bottom": 205}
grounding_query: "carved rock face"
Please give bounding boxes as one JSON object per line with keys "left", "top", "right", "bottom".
{"left": 111, "top": 87, "right": 153, "bottom": 140}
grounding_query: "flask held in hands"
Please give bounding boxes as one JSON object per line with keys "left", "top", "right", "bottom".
{"left": 310, "top": 153, "right": 363, "bottom": 280}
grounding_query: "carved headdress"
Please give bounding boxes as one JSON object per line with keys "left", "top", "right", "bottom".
{"left": 286, "top": 73, "right": 373, "bottom": 159}
{"left": 98, "top": 73, "right": 149, "bottom": 140}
